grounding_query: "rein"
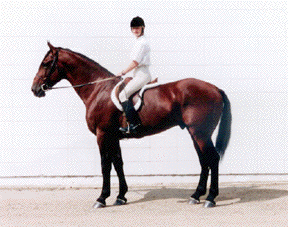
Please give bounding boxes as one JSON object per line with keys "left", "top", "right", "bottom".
{"left": 42, "top": 77, "right": 117, "bottom": 91}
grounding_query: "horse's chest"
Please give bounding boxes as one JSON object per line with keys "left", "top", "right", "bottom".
{"left": 85, "top": 109, "right": 101, "bottom": 133}
{"left": 86, "top": 108, "right": 114, "bottom": 134}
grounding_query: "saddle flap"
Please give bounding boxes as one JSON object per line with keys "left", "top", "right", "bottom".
{"left": 115, "top": 77, "right": 133, "bottom": 101}
{"left": 111, "top": 77, "right": 159, "bottom": 112}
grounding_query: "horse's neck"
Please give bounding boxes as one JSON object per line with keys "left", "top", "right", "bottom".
{"left": 63, "top": 50, "right": 114, "bottom": 104}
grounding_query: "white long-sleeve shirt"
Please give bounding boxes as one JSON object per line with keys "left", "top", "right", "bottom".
{"left": 130, "top": 35, "right": 151, "bottom": 66}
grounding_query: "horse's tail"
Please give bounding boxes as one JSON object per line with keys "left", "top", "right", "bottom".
{"left": 216, "top": 90, "right": 232, "bottom": 159}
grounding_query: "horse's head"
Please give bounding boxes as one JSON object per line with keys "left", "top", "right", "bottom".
{"left": 31, "top": 42, "right": 64, "bottom": 97}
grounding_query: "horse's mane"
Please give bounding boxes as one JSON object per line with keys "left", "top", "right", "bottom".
{"left": 61, "top": 47, "right": 115, "bottom": 76}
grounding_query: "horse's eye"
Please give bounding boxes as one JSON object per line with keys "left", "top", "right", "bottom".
{"left": 42, "top": 62, "right": 50, "bottom": 68}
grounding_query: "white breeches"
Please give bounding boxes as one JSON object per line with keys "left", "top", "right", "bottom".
{"left": 119, "top": 66, "right": 152, "bottom": 103}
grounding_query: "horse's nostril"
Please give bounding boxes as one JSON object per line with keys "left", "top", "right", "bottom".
{"left": 31, "top": 85, "right": 45, "bottom": 97}
{"left": 31, "top": 86, "right": 36, "bottom": 94}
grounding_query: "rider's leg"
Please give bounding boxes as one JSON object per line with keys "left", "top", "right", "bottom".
{"left": 119, "top": 99, "right": 141, "bottom": 133}
{"left": 119, "top": 66, "right": 151, "bottom": 134}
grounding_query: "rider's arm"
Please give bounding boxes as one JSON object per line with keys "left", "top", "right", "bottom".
{"left": 117, "top": 60, "right": 139, "bottom": 77}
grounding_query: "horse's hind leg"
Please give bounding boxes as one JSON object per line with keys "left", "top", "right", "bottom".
{"left": 188, "top": 130, "right": 220, "bottom": 207}
{"left": 205, "top": 145, "right": 220, "bottom": 207}
{"left": 189, "top": 135, "right": 209, "bottom": 204}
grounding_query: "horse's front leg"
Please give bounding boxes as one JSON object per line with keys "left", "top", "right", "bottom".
{"left": 93, "top": 131, "right": 113, "bottom": 208}
{"left": 111, "top": 141, "right": 128, "bottom": 206}
{"left": 93, "top": 155, "right": 112, "bottom": 208}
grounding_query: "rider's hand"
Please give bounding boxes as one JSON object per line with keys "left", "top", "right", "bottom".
{"left": 117, "top": 71, "right": 126, "bottom": 77}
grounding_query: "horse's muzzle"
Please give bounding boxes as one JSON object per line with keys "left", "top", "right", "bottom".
{"left": 31, "top": 84, "right": 46, "bottom": 97}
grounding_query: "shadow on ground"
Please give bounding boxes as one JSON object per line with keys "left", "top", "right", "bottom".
{"left": 129, "top": 185, "right": 288, "bottom": 206}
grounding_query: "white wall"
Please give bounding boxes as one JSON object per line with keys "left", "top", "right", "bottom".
{"left": 0, "top": 1, "right": 287, "bottom": 186}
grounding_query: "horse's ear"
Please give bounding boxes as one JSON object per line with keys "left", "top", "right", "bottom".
{"left": 47, "top": 41, "right": 57, "bottom": 55}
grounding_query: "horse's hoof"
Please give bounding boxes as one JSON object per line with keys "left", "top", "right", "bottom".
{"left": 188, "top": 197, "right": 200, "bottom": 205}
{"left": 204, "top": 200, "right": 216, "bottom": 208}
{"left": 113, "top": 198, "right": 127, "bottom": 206}
{"left": 92, "top": 201, "right": 106, "bottom": 208}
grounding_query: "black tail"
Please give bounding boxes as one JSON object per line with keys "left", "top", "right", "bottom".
{"left": 216, "top": 90, "right": 232, "bottom": 159}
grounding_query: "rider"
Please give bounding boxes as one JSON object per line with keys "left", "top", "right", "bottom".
{"left": 117, "top": 16, "right": 152, "bottom": 134}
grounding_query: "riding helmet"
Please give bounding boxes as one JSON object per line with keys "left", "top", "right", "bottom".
{"left": 130, "top": 16, "right": 145, "bottom": 28}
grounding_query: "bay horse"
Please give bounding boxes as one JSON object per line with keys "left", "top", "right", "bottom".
{"left": 31, "top": 42, "right": 231, "bottom": 208}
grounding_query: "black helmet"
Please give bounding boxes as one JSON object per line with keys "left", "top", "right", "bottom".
{"left": 130, "top": 16, "right": 145, "bottom": 28}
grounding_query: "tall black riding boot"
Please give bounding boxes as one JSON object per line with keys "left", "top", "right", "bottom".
{"left": 119, "top": 100, "right": 141, "bottom": 134}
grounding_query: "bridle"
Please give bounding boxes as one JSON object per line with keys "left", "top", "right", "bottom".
{"left": 38, "top": 50, "right": 116, "bottom": 92}
{"left": 37, "top": 50, "right": 59, "bottom": 92}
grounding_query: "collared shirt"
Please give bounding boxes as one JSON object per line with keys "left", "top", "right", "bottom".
{"left": 130, "top": 35, "right": 151, "bottom": 66}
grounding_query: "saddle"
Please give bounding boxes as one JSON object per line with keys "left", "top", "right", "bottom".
{"left": 111, "top": 77, "right": 159, "bottom": 112}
